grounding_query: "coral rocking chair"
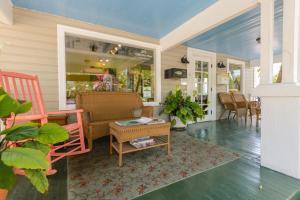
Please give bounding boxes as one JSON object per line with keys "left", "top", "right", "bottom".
{"left": 0, "top": 71, "right": 89, "bottom": 175}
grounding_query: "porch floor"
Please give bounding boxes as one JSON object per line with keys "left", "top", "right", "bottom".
{"left": 7, "top": 120, "right": 300, "bottom": 200}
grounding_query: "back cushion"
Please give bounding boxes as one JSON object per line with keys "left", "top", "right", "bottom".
{"left": 76, "top": 92, "right": 143, "bottom": 121}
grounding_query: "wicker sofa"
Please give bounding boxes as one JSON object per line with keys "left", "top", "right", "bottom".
{"left": 76, "top": 92, "right": 154, "bottom": 149}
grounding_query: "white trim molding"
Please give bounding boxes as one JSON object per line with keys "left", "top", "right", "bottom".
{"left": 160, "top": 0, "right": 259, "bottom": 51}
{"left": 0, "top": 0, "right": 13, "bottom": 25}
{"left": 57, "top": 24, "right": 161, "bottom": 110}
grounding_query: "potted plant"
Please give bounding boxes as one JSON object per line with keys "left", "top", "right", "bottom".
{"left": 0, "top": 88, "right": 69, "bottom": 200}
{"left": 161, "top": 88, "right": 204, "bottom": 129}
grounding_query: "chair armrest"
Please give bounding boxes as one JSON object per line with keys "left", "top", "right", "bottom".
{"left": 47, "top": 109, "right": 84, "bottom": 115}
{"left": 142, "top": 106, "right": 154, "bottom": 118}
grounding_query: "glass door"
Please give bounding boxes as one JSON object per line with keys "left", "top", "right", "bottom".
{"left": 193, "top": 59, "right": 212, "bottom": 121}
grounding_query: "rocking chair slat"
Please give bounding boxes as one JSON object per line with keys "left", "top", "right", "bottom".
{"left": 0, "top": 70, "right": 90, "bottom": 175}
{"left": 19, "top": 78, "right": 26, "bottom": 101}
{"left": 12, "top": 77, "right": 19, "bottom": 100}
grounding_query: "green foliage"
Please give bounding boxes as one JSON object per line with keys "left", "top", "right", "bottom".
{"left": 0, "top": 88, "right": 69, "bottom": 193}
{"left": 5, "top": 126, "right": 39, "bottom": 141}
{"left": 23, "top": 141, "right": 50, "bottom": 155}
{"left": 25, "top": 169, "right": 48, "bottom": 193}
{"left": 36, "top": 123, "right": 68, "bottom": 145}
{"left": 0, "top": 160, "right": 16, "bottom": 190}
{"left": 1, "top": 147, "right": 49, "bottom": 170}
{"left": 161, "top": 88, "right": 205, "bottom": 126}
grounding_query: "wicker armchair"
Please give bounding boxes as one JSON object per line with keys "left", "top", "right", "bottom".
{"left": 248, "top": 101, "right": 261, "bottom": 124}
{"left": 231, "top": 92, "right": 248, "bottom": 123}
{"left": 218, "top": 92, "right": 236, "bottom": 120}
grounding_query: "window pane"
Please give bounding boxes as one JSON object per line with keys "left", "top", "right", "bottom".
{"left": 229, "top": 64, "right": 241, "bottom": 92}
{"left": 65, "top": 35, "right": 155, "bottom": 106}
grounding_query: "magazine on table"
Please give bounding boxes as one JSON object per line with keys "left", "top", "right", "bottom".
{"left": 130, "top": 136, "right": 155, "bottom": 148}
{"left": 115, "top": 117, "right": 165, "bottom": 126}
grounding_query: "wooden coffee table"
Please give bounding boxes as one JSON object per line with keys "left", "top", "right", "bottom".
{"left": 109, "top": 122, "right": 171, "bottom": 167}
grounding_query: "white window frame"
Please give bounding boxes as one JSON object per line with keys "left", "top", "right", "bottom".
{"left": 57, "top": 24, "right": 161, "bottom": 110}
{"left": 226, "top": 58, "right": 246, "bottom": 94}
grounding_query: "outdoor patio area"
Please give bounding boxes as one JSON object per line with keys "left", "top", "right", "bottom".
{"left": 2, "top": 0, "right": 300, "bottom": 199}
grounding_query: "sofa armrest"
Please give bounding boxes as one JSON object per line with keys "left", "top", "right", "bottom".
{"left": 142, "top": 106, "right": 154, "bottom": 118}
{"left": 81, "top": 111, "right": 91, "bottom": 134}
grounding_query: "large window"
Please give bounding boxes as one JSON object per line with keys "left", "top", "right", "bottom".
{"left": 253, "top": 62, "right": 282, "bottom": 88}
{"left": 64, "top": 35, "right": 155, "bottom": 106}
{"left": 228, "top": 64, "right": 242, "bottom": 92}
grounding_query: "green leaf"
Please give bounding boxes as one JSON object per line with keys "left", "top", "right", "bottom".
{"left": 171, "top": 119, "right": 176, "bottom": 127}
{"left": 15, "top": 101, "right": 32, "bottom": 115}
{"left": 1, "top": 122, "right": 39, "bottom": 135}
{"left": 25, "top": 169, "right": 48, "bottom": 193}
{"left": 23, "top": 141, "right": 50, "bottom": 155}
{"left": 0, "top": 94, "right": 19, "bottom": 118}
{"left": 0, "top": 159, "right": 16, "bottom": 190}
{"left": 5, "top": 126, "right": 39, "bottom": 141}
{"left": 0, "top": 88, "right": 6, "bottom": 96}
{"left": 180, "top": 107, "right": 188, "bottom": 116}
{"left": 35, "top": 123, "right": 68, "bottom": 145}
{"left": 1, "top": 147, "right": 48, "bottom": 170}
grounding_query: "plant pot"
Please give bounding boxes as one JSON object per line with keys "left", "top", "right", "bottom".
{"left": 0, "top": 189, "right": 8, "bottom": 200}
{"left": 170, "top": 116, "right": 187, "bottom": 130}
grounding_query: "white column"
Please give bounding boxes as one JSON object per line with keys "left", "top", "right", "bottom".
{"left": 257, "top": 0, "right": 300, "bottom": 179}
{"left": 282, "top": 0, "right": 300, "bottom": 83}
{"left": 260, "top": 0, "right": 274, "bottom": 84}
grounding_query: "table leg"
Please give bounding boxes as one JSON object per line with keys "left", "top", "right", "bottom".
{"left": 118, "top": 142, "right": 123, "bottom": 167}
{"left": 109, "top": 134, "right": 113, "bottom": 155}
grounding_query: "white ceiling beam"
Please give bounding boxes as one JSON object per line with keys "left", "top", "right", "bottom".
{"left": 160, "top": 0, "right": 259, "bottom": 51}
{"left": 0, "top": 0, "right": 13, "bottom": 25}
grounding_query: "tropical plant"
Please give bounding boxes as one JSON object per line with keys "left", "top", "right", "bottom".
{"left": 0, "top": 88, "right": 69, "bottom": 193}
{"left": 161, "top": 88, "right": 204, "bottom": 126}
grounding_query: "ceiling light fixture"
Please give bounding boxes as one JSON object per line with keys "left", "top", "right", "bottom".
{"left": 256, "top": 37, "right": 261, "bottom": 44}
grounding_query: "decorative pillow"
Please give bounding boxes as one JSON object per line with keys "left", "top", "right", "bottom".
{"left": 132, "top": 108, "right": 143, "bottom": 118}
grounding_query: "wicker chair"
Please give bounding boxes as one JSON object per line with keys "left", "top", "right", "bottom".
{"left": 231, "top": 92, "right": 248, "bottom": 123}
{"left": 248, "top": 100, "right": 261, "bottom": 124}
{"left": 218, "top": 92, "right": 236, "bottom": 120}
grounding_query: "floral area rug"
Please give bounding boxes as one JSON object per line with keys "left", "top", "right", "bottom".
{"left": 68, "top": 131, "right": 240, "bottom": 200}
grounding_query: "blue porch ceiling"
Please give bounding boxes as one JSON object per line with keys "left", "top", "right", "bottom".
{"left": 12, "top": 0, "right": 217, "bottom": 38}
{"left": 185, "top": 0, "right": 283, "bottom": 60}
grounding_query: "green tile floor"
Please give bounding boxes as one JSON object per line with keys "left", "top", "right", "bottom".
{"left": 136, "top": 120, "right": 300, "bottom": 200}
{"left": 8, "top": 120, "right": 300, "bottom": 200}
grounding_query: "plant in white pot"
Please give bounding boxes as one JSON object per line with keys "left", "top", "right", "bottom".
{"left": 0, "top": 88, "right": 69, "bottom": 200}
{"left": 161, "top": 88, "right": 204, "bottom": 129}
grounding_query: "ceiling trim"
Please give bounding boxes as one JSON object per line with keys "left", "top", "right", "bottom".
{"left": 0, "top": 0, "right": 13, "bottom": 25}
{"left": 160, "top": 0, "right": 260, "bottom": 51}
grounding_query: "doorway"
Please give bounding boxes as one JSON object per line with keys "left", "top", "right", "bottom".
{"left": 187, "top": 48, "right": 216, "bottom": 121}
